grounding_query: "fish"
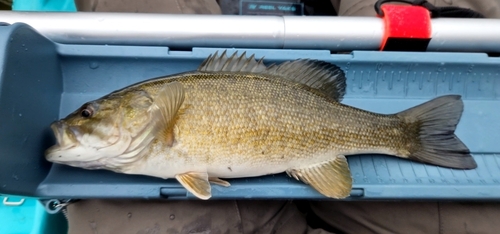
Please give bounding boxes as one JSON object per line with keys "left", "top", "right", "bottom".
{"left": 45, "top": 51, "right": 477, "bottom": 200}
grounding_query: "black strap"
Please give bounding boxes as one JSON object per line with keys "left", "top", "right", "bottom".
{"left": 437, "top": 6, "right": 485, "bottom": 18}
{"left": 375, "top": 0, "right": 484, "bottom": 18}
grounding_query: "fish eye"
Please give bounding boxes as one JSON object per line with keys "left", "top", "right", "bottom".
{"left": 80, "top": 106, "right": 93, "bottom": 118}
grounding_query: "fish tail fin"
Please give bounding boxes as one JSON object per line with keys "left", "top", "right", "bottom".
{"left": 397, "top": 95, "right": 477, "bottom": 169}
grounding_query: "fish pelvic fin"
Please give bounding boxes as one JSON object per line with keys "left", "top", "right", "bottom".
{"left": 176, "top": 172, "right": 212, "bottom": 200}
{"left": 397, "top": 95, "right": 477, "bottom": 169}
{"left": 287, "top": 155, "right": 352, "bottom": 199}
{"left": 150, "top": 81, "right": 185, "bottom": 146}
{"left": 198, "top": 50, "right": 346, "bottom": 102}
{"left": 209, "top": 177, "right": 231, "bottom": 187}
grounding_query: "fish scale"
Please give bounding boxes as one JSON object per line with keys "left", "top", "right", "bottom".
{"left": 134, "top": 73, "right": 409, "bottom": 169}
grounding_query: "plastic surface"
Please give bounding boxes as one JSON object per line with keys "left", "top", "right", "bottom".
{"left": 0, "top": 195, "right": 67, "bottom": 234}
{"left": 12, "top": 0, "right": 76, "bottom": 12}
{"left": 1, "top": 23, "right": 500, "bottom": 200}
{"left": 0, "top": 23, "right": 61, "bottom": 196}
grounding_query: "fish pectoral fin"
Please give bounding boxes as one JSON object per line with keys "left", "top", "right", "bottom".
{"left": 175, "top": 172, "right": 212, "bottom": 200}
{"left": 209, "top": 177, "right": 231, "bottom": 187}
{"left": 287, "top": 155, "right": 352, "bottom": 199}
{"left": 150, "top": 81, "right": 185, "bottom": 146}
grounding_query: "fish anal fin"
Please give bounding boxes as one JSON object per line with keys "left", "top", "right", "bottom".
{"left": 175, "top": 172, "right": 212, "bottom": 200}
{"left": 209, "top": 177, "right": 231, "bottom": 187}
{"left": 287, "top": 155, "right": 352, "bottom": 199}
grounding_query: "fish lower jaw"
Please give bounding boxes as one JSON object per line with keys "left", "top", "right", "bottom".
{"left": 45, "top": 152, "right": 125, "bottom": 171}
{"left": 48, "top": 159, "right": 107, "bottom": 170}
{"left": 45, "top": 143, "right": 79, "bottom": 157}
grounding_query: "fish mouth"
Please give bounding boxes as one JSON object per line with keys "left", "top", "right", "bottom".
{"left": 45, "top": 121, "right": 79, "bottom": 160}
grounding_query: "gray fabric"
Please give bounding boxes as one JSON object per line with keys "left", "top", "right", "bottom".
{"left": 74, "top": 0, "right": 222, "bottom": 14}
{"left": 66, "top": 199, "right": 333, "bottom": 234}
{"left": 330, "top": 0, "right": 500, "bottom": 18}
{"left": 309, "top": 201, "right": 500, "bottom": 234}
{"left": 67, "top": 199, "right": 500, "bottom": 234}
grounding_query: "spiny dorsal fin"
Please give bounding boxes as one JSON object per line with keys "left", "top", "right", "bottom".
{"left": 198, "top": 50, "right": 346, "bottom": 102}
{"left": 287, "top": 155, "right": 352, "bottom": 199}
{"left": 265, "top": 60, "right": 346, "bottom": 102}
{"left": 197, "top": 50, "right": 267, "bottom": 73}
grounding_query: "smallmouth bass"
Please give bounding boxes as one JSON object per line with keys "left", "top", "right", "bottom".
{"left": 45, "top": 51, "right": 477, "bottom": 199}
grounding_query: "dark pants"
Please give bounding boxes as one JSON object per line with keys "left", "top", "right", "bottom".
{"left": 66, "top": 199, "right": 500, "bottom": 234}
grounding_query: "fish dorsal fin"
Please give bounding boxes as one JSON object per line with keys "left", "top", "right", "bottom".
{"left": 176, "top": 172, "right": 212, "bottom": 200}
{"left": 149, "top": 81, "right": 185, "bottom": 146}
{"left": 287, "top": 155, "right": 352, "bottom": 199}
{"left": 199, "top": 51, "right": 346, "bottom": 102}
{"left": 198, "top": 50, "right": 267, "bottom": 73}
{"left": 265, "top": 60, "right": 346, "bottom": 102}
